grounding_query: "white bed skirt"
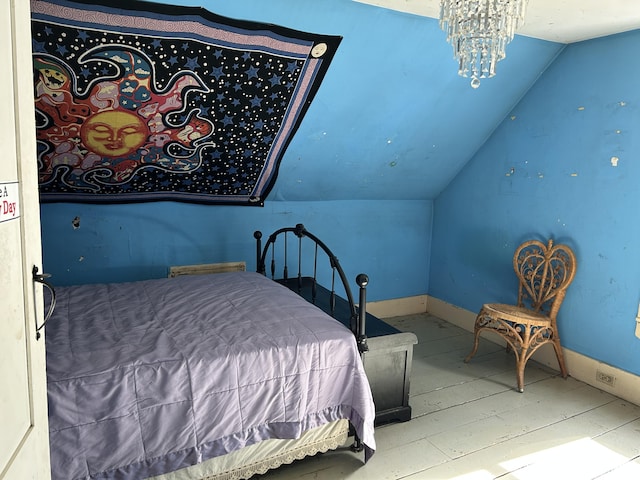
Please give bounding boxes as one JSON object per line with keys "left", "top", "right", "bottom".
{"left": 148, "top": 419, "right": 349, "bottom": 480}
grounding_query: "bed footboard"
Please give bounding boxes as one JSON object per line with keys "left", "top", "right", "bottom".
{"left": 254, "top": 224, "right": 368, "bottom": 353}
{"left": 255, "top": 224, "right": 417, "bottom": 427}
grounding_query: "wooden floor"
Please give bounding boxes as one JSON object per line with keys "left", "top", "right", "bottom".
{"left": 259, "top": 313, "right": 640, "bottom": 480}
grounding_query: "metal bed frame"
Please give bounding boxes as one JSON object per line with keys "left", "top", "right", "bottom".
{"left": 255, "top": 224, "right": 417, "bottom": 426}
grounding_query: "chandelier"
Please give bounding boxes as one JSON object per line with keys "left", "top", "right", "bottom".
{"left": 439, "top": 0, "right": 528, "bottom": 88}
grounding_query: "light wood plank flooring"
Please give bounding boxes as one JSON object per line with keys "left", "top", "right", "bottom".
{"left": 259, "top": 313, "right": 640, "bottom": 479}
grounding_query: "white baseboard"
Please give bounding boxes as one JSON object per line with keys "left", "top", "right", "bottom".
{"left": 366, "top": 294, "right": 428, "bottom": 319}
{"left": 426, "top": 296, "right": 640, "bottom": 407}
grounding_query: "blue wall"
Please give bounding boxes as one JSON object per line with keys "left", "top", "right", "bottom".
{"left": 37, "top": 1, "right": 559, "bottom": 302}
{"left": 430, "top": 30, "right": 640, "bottom": 376}
{"left": 38, "top": 0, "right": 448, "bottom": 299}
{"left": 41, "top": 199, "right": 432, "bottom": 301}
{"left": 151, "top": 0, "right": 561, "bottom": 201}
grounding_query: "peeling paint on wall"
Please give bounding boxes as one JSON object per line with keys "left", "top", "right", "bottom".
{"left": 611, "top": 156, "right": 619, "bottom": 167}
{"left": 72, "top": 216, "right": 80, "bottom": 229}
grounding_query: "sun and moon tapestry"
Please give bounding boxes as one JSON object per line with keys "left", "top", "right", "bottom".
{"left": 30, "top": 0, "right": 341, "bottom": 205}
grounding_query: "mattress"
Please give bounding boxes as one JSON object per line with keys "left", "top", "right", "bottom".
{"left": 45, "top": 271, "right": 375, "bottom": 479}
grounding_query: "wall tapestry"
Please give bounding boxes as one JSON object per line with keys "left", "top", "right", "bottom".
{"left": 30, "top": 0, "right": 341, "bottom": 205}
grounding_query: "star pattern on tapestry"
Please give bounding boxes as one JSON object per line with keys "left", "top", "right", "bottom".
{"left": 30, "top": 0, "right": 341, "bottom": 205}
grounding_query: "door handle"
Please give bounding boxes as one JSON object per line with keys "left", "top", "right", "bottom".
{"left": 32, "top": 265, "right": 56, "bottom": 340}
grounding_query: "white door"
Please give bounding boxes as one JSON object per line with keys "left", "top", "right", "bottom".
{"left": 0, "top": 0, "right": 51, "bottom": 478}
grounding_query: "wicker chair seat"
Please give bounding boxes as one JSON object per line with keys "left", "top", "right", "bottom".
{"left": 482, "top": 303, "right": 551, "bottom": 328}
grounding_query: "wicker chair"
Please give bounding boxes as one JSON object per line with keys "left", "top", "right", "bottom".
{"left": 464, "top": 239, "right": 577, "bottom": 392}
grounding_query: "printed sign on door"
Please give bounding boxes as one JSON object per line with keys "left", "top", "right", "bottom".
{"left": 0, "top": 182, "right": 20, "bottom": 223}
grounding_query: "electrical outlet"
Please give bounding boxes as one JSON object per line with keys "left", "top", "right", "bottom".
{"left": 596, "top": 370, "right": 616, "bottom": 387}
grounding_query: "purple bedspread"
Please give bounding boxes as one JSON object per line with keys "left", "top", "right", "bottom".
{"left": 45, "top": 271, "right": 375, "bottom": 479}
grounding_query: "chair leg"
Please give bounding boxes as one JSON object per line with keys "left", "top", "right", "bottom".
{"left": 515, "top": 356, "right": 526, "bottom": 393}
{"left": 552, "top": 336, "right": 568, "bottom": 379}
{"left": 464, "top": 315, "right": 482, "bottom": 363}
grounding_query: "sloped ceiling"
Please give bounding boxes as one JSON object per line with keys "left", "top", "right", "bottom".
{"left": 164, "top": 0, "right": 640, "bottom": 202}
{"left": 261, "top": 0, "right": 563, "bottom": 201}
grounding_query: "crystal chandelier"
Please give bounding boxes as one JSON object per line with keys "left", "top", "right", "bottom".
{"left": 439, "top": 0, "right": 528, "bottom": 88}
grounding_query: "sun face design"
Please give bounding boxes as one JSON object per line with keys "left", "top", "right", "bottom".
{"left": 34, "top": 46, "right": 213, "bottom": 187}
{"left": 81, "top": 111, "right": 149, "bottom": 158}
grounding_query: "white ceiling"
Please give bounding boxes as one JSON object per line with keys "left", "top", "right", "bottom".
{"left": 354, "top": 0, "right": 640, "bottom": 43}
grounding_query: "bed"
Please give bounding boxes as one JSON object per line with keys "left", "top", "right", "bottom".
{"left": 44, "top": 228, "right": 376, "bottom": 480}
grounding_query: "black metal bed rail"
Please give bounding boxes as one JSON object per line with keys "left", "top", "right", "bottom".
{"left": 254, "top": 224, "right": 368, "bottom": 353}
